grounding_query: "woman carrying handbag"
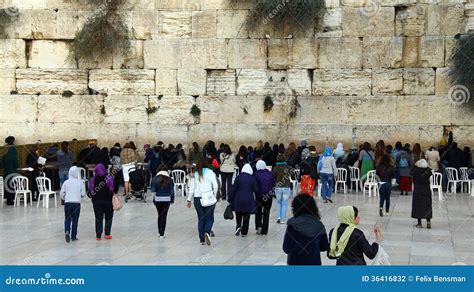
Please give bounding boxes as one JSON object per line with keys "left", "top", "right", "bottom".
{"left": 187, "top": 158, "right": 218, "bottom": 246}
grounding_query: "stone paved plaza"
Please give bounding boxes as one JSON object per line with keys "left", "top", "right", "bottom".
{"left": 1, "top": 189, "right": 472, "bottom": 266}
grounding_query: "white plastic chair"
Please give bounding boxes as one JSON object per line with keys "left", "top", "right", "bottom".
{"left": 0, "top": 176, "right": 4, "bottom": 206}
{"left": 335, "top": 168, "right": 348, "bottom": 195}
{"left": 363, "top": 170, "right": 378, "bottom": 197}
{"left": 317, "top": 179, "right": 322, "bottom": 197}
{"left": 36, "top": 177, "right": 57, "bottom": 208}
{"left": 77, "top": 167, "right": 87, "bottom": 181}
{"left": 459, "top": 167, "right": 471, "bottom": 194}
{"left": 171, "top": 170, "right": 186, "bottom": 197}
{"left": 348, "top": 166, "right": 362, "bottom": 193}
{"left": 289, "top": 169, "right": 301, "bottom": 196}
{"left": 430, "top": 172, "right": 443, "bottom": 201}
{"left": 445, "top": 167, "right": 460, "bottom": 194}
{"left": 232, "top": 166, "right": 240, "bottom": 184}
{"left": 13, "top": 176, "right": 32, "bottom": 207}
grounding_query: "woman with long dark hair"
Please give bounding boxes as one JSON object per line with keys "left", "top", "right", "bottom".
{"left": 359, "top": 142, "right": 375, "bottom": 182}
{"left": 89, "top": 164, "right": 115, "bottom": 241}
{"left": 412, "top": 143, "right": 424, "bottom": 164}
{"left": 151, "top": 167, "right": 175, "bottom": 238}
{"left": 189, "top": 142, "right": 202, "bottom": 164}
{"left": 236, "top": 145, "right": 248, "bottom": 171}
{"left": 376, "top": 154, "right": 395, "bottom": 217}
{"left": 283, "top": 193, "right": 328, "bottom": 265}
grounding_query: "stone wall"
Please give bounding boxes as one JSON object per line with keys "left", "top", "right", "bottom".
{"left": 0, "top": 0, "right": 473, "bottom": 150}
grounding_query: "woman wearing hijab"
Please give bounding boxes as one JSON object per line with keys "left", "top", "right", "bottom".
{"left": 272, "top": 154, "right": 293, "bottom": 224}
{"left": 89, "top": 164, "right": 115, "bottom": 241}
{"left": 254, "top": 160, "right": 275, "bottom": 235}
{"left": 2, "top": 145, "right": 18, "bottom": 205}
{"left": 151, "top": 167, "right": 175, "bottom": 238}
{"left": 328, "top": 206, "right": 381, "bottom": 265}
{"left": 318, "top": 147, "right": 337, "bottom": 203}
{"left": 60, "top": 166, "right": 86, "bottom": 242}
{"left": 229, "top": 164, "right": 259, "bottom": 237}
{"left": 411, "top": 159, "right": 433, "bottom": 229}
{"left": 333, "top": 143, "right": 345, "bottom": 164}
{"left": 283, "top": 194, "right": 328, "bottom": 265}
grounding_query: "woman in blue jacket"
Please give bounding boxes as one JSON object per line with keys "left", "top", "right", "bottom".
{"left": 283, "top": 193, "right": 329, "bottom": 265}
{"left": 229, "top": 164, "right": 259, "bottom": 237}
{"left": 150, "top": 168, "right": 175, "bottom": 238}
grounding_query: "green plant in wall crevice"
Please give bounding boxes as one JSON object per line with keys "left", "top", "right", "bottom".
{"left": 448, "top": 33, "right": 474, "bottom": 109}
{"left": 263, "top": 95, "right": 274, "bottom": 112}
{"left": 190, "top": 104, "right": 201, "bottom": 117}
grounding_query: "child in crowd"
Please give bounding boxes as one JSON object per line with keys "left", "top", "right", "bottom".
{"left": 60, "top": 166, "right": 86, "bottom": 242}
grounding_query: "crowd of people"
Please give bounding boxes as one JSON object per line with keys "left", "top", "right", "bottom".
{"left": 1, "top": 134, "right": 472, "bottom": 265}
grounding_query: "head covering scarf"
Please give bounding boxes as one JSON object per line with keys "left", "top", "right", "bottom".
{"left": 157, "top": 170, "right": 170, "bottom": 177}
{"left": 68, "top": 166, "right": 80, "bottom": 179}
{"left": 323, "top": 146, "right": 332, "bottom": 157}
{"left": 301, "top": 148, "right": 310, "bottom": 160}
{"left": 415, "top": 159, "right": 429, "bottom": 168}
{"left": 256, "top": 160, "right": 267, "bottom": 171}
{"left": 329, "top": 206, "right": 358, "bottom": 258}
{"left": 242, "top": 164, "right": 253, "bottom": 175}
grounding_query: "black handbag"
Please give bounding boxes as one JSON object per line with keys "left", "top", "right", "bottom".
{"left": 223, "top": 204, "right": 234, "bottom": 220}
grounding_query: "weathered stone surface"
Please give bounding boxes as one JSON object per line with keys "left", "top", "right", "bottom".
{"left": 402, "top": 68, "right": 435, "bottom": 95}
{"left": 372, "top": 69, "right": 403, "bottom": 95}
{"left": 228, "top": 39, "right": 267, "bottom": 69}
{"left": 177, "top": 68, "right": 207, "bottom": 96}
{"left": 158, "top": 11, "right": 192, "bottom": 38}
{"left": 89, "top": 70, "right": 155, "bottom": 95}
{"left": 16, "top": 69, "right": 88, "bottom": 95}
{"left": 435, "top": 67, "right": 450, "bottom": 96}
{"left": 297, "top": 96, "right": 344, "bottom": 124}
{"left": 0, "top": 95, "right": 38, "bottom": 123}
{"left": 181, "top": 39, "right": 227, "bottom": 69}
{"left": 78, "top": 51, "right": 113, "bottom": 70}
{"left": 37, "top": 95, "right": 103, "bottom": 123}
{"left": 130, "top": 10, "right": 159, "bottom": 40}
{"left": 113, "top": 40, "right": 144, "bottom": 69}
{"left": 29, "top": 40, "right": 76, "bottom": 69}
{"left": 288, "top": 38, "right": 318, "bottom": 69}
{"left": 155, "top": 0, "right": 205, "bottom": 10}
{"left": 342, "top": 7, "right": 394, "bottom": 37}
{"left": 313, "top": 69, "right": 372, "bottom": 96}
{"left": 0, "top": 40, "right": 26, "bottom": 68}
{"left": 317, "top": 8, "right": 342, "bottom": 37}
{"left": 144, "top": 39, "right": 182, "bottom": 69}
{"left": 419, "top": 36, "right": 445, "bottom": 67}
{"left": 288, "top": 70, "right": 312, "bottom": 96}
{"left": 206, "top": 70, "right": 236, "bottom": 96}
{"left": 192, "top": 10, "right": 217, "bottom": 38}
{"left": 380, "top": 0, "right": 417, "bottom": 6}
{"left": 0, "top": 69, "right": 16, "bottom": 94}
{"left": 156, "top": 69, "right": 178, "bottom": 96}
{"left": 426, "top": 4, "right": 465, "bottom": 36}
{"left": 155, "top": 95, "right": 195, "bottom": 125}
{"left": 216, "top": 9, "right": 248, "bottom": 38}
{"left": 30, "top": 9, "right": 57, "bottom": 39}
{"left": 342, "top": 96, "right": 398, "bottom": 125}
{"left": 103, "top": 95, "right": 149, "bottom": 123}
{"left": 268, "top": 39, "right": 288, "bottom": 70}
{"left": 56, "top": 10, "right": 90, "bottom": 39}
{"left": 362, "top": 37, "right": 403, "bottom": 68}
{"left": 320, "top": 37, "right": 362, "bottom": 69}
{"left": 395, "top": 4, "right": 427, "bottom": 36}
{"left": 236, "top": 69, "right": 268, "bottom": 96}
{"left": 396, "top": 96, "right": 451, "bottom": 125}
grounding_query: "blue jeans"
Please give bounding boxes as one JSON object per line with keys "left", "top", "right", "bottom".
{"left": 379, "top": 182, "right": 392, "bottom": 212}
{"left": 64, "top": 203, "right": 81, "bottom": 239}
{"left": 194, "top": 197, "right": 215, "bottom": 242}
{"left": 59, "top": 169, "right": 69, "bottom": 187}
{"left": 320, "top": 173, "right": 334, "bottom": 199}
{"left": 275, "top": 187, "right": 291, "bottom": 222}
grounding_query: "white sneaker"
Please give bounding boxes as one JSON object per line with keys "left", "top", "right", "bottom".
{"left": 280, "top": 221, "right": 286, "bottom": 224}
{"left": 204, "top": 233, "right": 212, "bottom": 246}
{"left": 159, "top": 235, "right": 165, "bottom": 239}
{"left": 235, "top": 227, "right": 242, "bottom": 236}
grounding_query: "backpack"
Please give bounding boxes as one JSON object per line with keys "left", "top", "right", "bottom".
{"left": 399, "top": 157, "right": 409, "bottom": 168}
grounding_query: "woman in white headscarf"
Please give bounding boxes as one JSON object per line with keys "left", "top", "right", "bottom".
{"left": 229, "top": 164, "right": 259, "bottom": 237}
{"left": 333, "top": 143, "right": 345, "bottom": 162}
{"left": 411, "top": 159, "right": 433, "bottom": 229}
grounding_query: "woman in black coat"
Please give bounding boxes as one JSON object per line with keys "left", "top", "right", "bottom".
{"left": 411, "top": 159, "right": 433, "bottom": 229}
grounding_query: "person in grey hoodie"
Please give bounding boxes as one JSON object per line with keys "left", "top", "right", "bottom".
{"left": 60, "top": 166, "right": 86, "bottom": 243}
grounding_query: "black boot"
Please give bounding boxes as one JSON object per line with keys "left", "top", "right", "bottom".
{"left": 379, "top": 208, "right": 383, "bottom": 217}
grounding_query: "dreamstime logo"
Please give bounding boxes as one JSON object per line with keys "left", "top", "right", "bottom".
{"left": 3, "top": 7, "right": 20, "bottom": 17}
{"left": 359, "top": 0, "right": 381, "bottom": 16}
{"left": 4, "top": 173, "right": 20, "bottom": 193}
{"left": 262, "top": 0, "right": 289, "bottom": 25}
{"left": 448, "top": 85, "right": 470, "bottom": 105}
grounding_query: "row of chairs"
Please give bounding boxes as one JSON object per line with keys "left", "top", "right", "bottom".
{"left": 0, "top": 175, "right": 57, "bottom": 208}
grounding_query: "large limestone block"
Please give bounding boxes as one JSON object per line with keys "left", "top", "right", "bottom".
{"left": 16, "top": 69, "right": 88, "bottom": 95}
{"left": 372, "top": 69, "right": 403, "bottom": 95}
{"left": 362, "top": 37, "right": 403, "bottom": 68}
{"left": 30, "top": 9, "right": 57, "bottom": 39}
{"left": 268, "top": 39, "right": 289, "bottom": 70}
{"left": 206, "top": 69, "right": 236, "bottom": 96}
{"left": 313, "top": 69, "right": 372, "bottom": 96}
{"left": 342, "top": 96, "right": 398, "bottom": 125}
{"left": 236, "top": 69, "right": 268, "bottom": 96}
{"left": 130, "top": 10, "right": 159, "bottom": 40}
{"left": 155, "top": 0, "right": 205, "bottom": 10}
{"left": 8, "top": 0, "right": 48, "bottom": 9}
{"left": 103, "top": 95, "right": 149, "bottom": 123}
{"left": 396, "top": 96, "right": 451, "bottom": 125}
{"left": 380, "top": 0, "right": 417, "bottom": 6}
{"left": 37, "top": 95, "right": 103, "bottom": 123}
{"left": 0, "top": 40, "right": 27, "bottom": 68}
{"left": 156, "top": 69, "right": 178, "bottom": 96}
{"left": 288, "top": 70, "right": 312, "bottom": 95}
{"left": 402, "top": 68, "right": 435, "bottom": 95}
{"left": 0, "top": 10, "right": 31, "bottom": 39}
{"left": 451, "top": 107, "right": 474, "bottom": 126}
{"left": 435, "top": 67, "right": 450, "bottom": 96}
{"left": 342, "top": 7, "right": 394, "bottom": 37}
{"left": 181, "top": 39, "right": 227, "bottom": 69}
{"left": 144, "top": 39, "right": 182, "bottom": 69}
{"left": 450, "top": 126, "right": 474, "bottom": 146}
{"left": 196, "top": 96, "right": 245, "bottom": 124}
{"left": 419, "top": 36, "right": 445, "bottom": 67}
{"left": 154, "top": 96, "right": 195, "bottom": 125}
{"left": 288, "top": 38, "right": 318, "bottom": 69}
{"left": 317, "top": 8, "right": 342, "bottom": 37}
{"left": 29, "top": 40, "right": 76, "bottom": 69}
{"left": 113, "top": 40, "right": 144, "bottom": 69}
{"left": 297, "top": 96, "right": 344, "bottom": 124}
{"left": 395, "top": 4, "right": 427, "bottom": 36}
{"left": 56, "top": 10, "right": 90, "bottom": 39}
{"left": 78, "top": 52, "right": 113, "bottom": 70}
{"left": 319, "top": 37, "right": 362, "bottom": 69}
{"left": 177, "top": 68, "right": 207, "bottom": 96}
{"left": 158, "top": 11, "right": 192, "bottom": 38}
{"left": 0, "top": 69, "right": 16, "bottom": 94}
{"left": 426, "top": 4, "right": 465, "bottom": 36}
{"left": 89, "top": 70, "right": 156, "bottom": 95}
{"left": 216, "top": 9, "right": 248, "bottom": 38}
{"left": 228, "top": 39, "right": 267, "bottom": 69}
{"left": 0, "top": 95, "right": 37, "bottom": 123}
{"left": 192, "top": 10, "right": 217, "bottom": 38}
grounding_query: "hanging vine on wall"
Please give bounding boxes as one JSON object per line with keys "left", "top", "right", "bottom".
{"left": 448, "top": 33, "right": 474, "bottom": 108}
{"left": 229, "top": 0, "right": 326, "bottom": 33}
{"left": 72, "top": 0, "right": 130, "bottom": 61}
{"left": 0, "top": 7, "right": 20, "bottom": 38}
{"left": 263, "top": 96, "right": 274, "bottom": 112}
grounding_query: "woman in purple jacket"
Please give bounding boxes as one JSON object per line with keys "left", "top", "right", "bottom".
{"left": 229, "top": 164, "right": 259, "bottom": 237}
{"left": 254, "top": 160, "right": 275, "bottom": 235}
{"left": 89, "top": 164, "right": 115, "bottom": 241}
